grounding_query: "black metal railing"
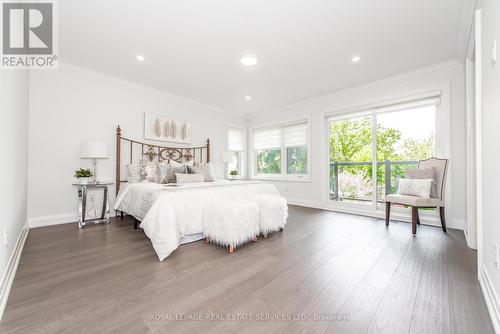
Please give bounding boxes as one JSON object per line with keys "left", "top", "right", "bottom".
{"left": 329, "top": 160, "right": 418, "bottom": 202}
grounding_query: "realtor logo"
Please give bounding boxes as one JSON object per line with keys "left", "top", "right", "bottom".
{"left": 2, "top": 0, "right": 57, "bottom": 69}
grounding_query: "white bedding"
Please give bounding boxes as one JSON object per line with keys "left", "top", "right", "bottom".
{"left": 114, "top": 180, "right": 279, "bottom": 260}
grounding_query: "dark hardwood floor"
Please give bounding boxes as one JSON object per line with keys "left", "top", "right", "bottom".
{"left": 0, "top": 206, "right": 494, "bottom": 333}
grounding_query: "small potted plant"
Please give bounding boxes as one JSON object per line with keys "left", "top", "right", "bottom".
{"left": 229, "top": 170, "right": 238, "bottom": 180}
{"left": 74, "top": 168, "right": 93, "bottom": 184}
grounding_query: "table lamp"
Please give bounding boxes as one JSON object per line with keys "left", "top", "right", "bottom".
{"left": 79, "top": 140, "right": 109, "bottom": 182}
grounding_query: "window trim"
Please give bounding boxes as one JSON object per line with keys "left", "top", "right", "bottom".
{"left": 250, "top": 118, "right": 311, "bottom": 182}
{"left": 227, "top": 125, "right": 247, "bottom": 179}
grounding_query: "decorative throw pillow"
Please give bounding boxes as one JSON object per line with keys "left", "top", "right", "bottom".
{"left": 175, "top": 173, "right": 204, "bottom": 184}
{"left": 187, "top": 163, "right": 215, "bottom": 182}
{"left": 159, "top": 163, "right": 186, "bottom": 184}
{"left": 169, "top": 159, "right": 194, "bottom": 168}
{"left": 397, "top": 178, "right": 433, "bottom": 198}
{"left": 140, "top": 158, "right": 159, "bottom": 183}
{"left": 405, "top": 167, "right": 438, "bottom": 198}
{"left": 126, "top": 162, "right": 141, "bottom": 183}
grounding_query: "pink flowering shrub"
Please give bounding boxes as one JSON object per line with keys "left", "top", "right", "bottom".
{"left": 338, "top": 170, "right": 372, "bottom": 201}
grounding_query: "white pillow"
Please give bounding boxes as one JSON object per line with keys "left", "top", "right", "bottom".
{"left": 187, "top": 163, "right": 215, "bottom": 182}
{"left": 397, "top": 178, "right": 433, "bottom": 198}
{"left": 175, "top": 173, "right": 204, "bottom": 184}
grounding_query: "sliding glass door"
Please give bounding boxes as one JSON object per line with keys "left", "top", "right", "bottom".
{"left": 329, "top": 115, "right": 374, "bottom": 206}
{"left": 328, "top": 98, "right": 438, "bottom": 210}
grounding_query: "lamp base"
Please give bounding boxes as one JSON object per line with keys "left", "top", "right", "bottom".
{"left": 92, "top": 159, "right": 97, "bottom": 182}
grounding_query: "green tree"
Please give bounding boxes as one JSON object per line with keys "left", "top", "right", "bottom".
{"left": 329, "top": 118, "right": 403, "bottom": 163}
{"left": 401, "top": 132, "right": 435, "bottom": 160}
{"left": 329, "top": 117, "right": 372, "bottom": 162}
{"left": 329, "top": 118, "right": 435, "bottom": 200}
{"left": 256, "top": 149, "right": 281, "bottom": 174}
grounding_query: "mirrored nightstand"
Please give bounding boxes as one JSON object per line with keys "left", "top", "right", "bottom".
{"left": 72, "top": 182, "right": 113, "bottom": 229}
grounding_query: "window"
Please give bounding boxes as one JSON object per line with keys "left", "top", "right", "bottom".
{"left": 284, "top": 123, "right": 308, "bottom": 175}
{"left": 227, "top": 128, "right": 245, "bottom": 177}
{"left": 328, "top": 97, "right": 438, "bottom": 208}
{"left": 252, "top": 121, "right": 309, "bottom": 179}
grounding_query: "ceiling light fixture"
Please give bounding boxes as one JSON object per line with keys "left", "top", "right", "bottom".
{"left": 245, "top": 95, "right": 252, "bottom": 101}
{"left": 351, "top": 55, "right": 361, "bottom": 63}
{"left": 136, "top": 55, "right": 145, "bottom": 62}
{"left": 240, "top": 54, "right": 258, "bottom": 66}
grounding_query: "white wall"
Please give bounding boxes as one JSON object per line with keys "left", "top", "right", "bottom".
{"left": 27, "top": 64, "right": 246, "bottom": 224}
{"left": 0, "top": 71, "right": 29, "bottom": 315}
{"left": 477, "top": 0, "right": 500, "bottom": 331}
{"left": 248, "top": 61, "right": 466, "bottom": 229}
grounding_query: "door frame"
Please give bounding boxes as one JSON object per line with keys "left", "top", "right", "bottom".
{"left": 465, "top": 14, "right": 479, "bottom": 249}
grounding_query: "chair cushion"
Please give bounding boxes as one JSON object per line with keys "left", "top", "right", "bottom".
{"left": 386, "top": 194, "right": 443, "bottom": 207}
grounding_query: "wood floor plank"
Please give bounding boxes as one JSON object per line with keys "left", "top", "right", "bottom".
{"left": 408, "top": 231, "right": 452, "bottom": 334}
{"left": 0, "top": 206, "right": 494, "bottom": 334}
{"left": 325, "top": 283, "right": 384, "bottom": 334}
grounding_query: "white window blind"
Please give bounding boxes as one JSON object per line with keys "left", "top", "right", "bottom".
{"left": 326, "top": 96, "right": 440, "bottom": 122}
{"left": 228, "top": 128, "right": 245, "bottom": 151}
{"left": 253, "top": 128, "right": 282, "bottom": 150}
{"left": 374, "top": 97, "right": 440, "bottom": 114}
{"left": 284, "top": 122, "right": 308, "bottom": 147}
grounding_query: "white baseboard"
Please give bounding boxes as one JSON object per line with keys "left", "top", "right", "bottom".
{"left": 287, "top": 198, "right": 325, "bottom": 210}
{"left": 28, "top": 213, "right": 77, "bottom": 228}
{"left": 286, "top": 198, "right": 464, "bottom": 230}
{"left": 479, "top": 265, "right": 500, "bottom": 333}
{"left": 0, "top": 221, "right": 29, "bottom": 320}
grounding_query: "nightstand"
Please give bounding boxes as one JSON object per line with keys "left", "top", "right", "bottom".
{"left": 72, "top": 182, "right": 113, "bottom": 229}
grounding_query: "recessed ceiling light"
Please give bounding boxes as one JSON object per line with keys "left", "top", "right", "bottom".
{"left": 240, "top": 54, "right": 258, "bottom": 66}
{"left": 245, "top": 95, "right": 252, "bottom": 101}
{"left": 351, "top": 55, "right": 361, "bottom": 63}
{"left": 136, "top": 55, "right": 145, "bottom": 62}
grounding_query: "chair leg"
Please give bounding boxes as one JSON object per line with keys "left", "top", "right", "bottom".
{"left": 120, "top": 211, "right": 124, "bottom": 219}
{"left": 439, "top": 207, "right": 447, "bottom": 232}
{"left": 385, "top": 202, "right": 391, "bottom": 226}
{"left": 416, "top": 209, "right": 420, "bottom": 225}
{"left": 411, "top": 206, "right": 418, "bottom": 235}
{"left": 228, "top": 245, "right": 234, "bottom": 253}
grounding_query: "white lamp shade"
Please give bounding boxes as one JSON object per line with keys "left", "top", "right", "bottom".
{"left": 221, "top": 151, "right": 233, "bottom": 163}
{"left": 79, "top": 140, "right": 109, "bottom": 159}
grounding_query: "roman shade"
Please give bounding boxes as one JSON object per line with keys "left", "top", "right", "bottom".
{"left": 228, "top": 128, "right": 245, "bottom": 151}
{"left": 284, "top": 122, "right": 307, "bottom": 147}
{"left": 253, "top": 128, "right": 282, "bottom": 150}
{"left": 253, "top": 122, "right": 308, "bottom": 150}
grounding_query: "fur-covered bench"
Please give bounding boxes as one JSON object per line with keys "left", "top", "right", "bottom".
{"left": 248, "top": 194, "right": 288, "bottom": 238}
{"left": 202, "top": 199, "right": 260, "bottom": 253}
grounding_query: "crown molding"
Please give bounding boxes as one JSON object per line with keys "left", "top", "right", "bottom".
{"left": 56, "top": 62, "right": 247, "bottom": 119}
{"left": 250, "top": 60, "right": 463, "bottom": 119}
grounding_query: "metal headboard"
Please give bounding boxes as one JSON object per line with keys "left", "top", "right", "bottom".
{"left": 115, "top": 125, "right": 210, "bottom": 195}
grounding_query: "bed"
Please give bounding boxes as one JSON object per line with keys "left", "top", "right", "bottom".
{"left": 113, "top": 126, "right": 280, "bottom": 260}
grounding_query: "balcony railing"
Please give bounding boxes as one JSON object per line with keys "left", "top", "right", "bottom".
{"left": 329, "top": 160, "right": 418, "bottom": 202}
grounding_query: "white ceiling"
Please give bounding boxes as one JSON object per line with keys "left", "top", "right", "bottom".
{"left": 59, "top": 0, "right": 472, "bottom": 114}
